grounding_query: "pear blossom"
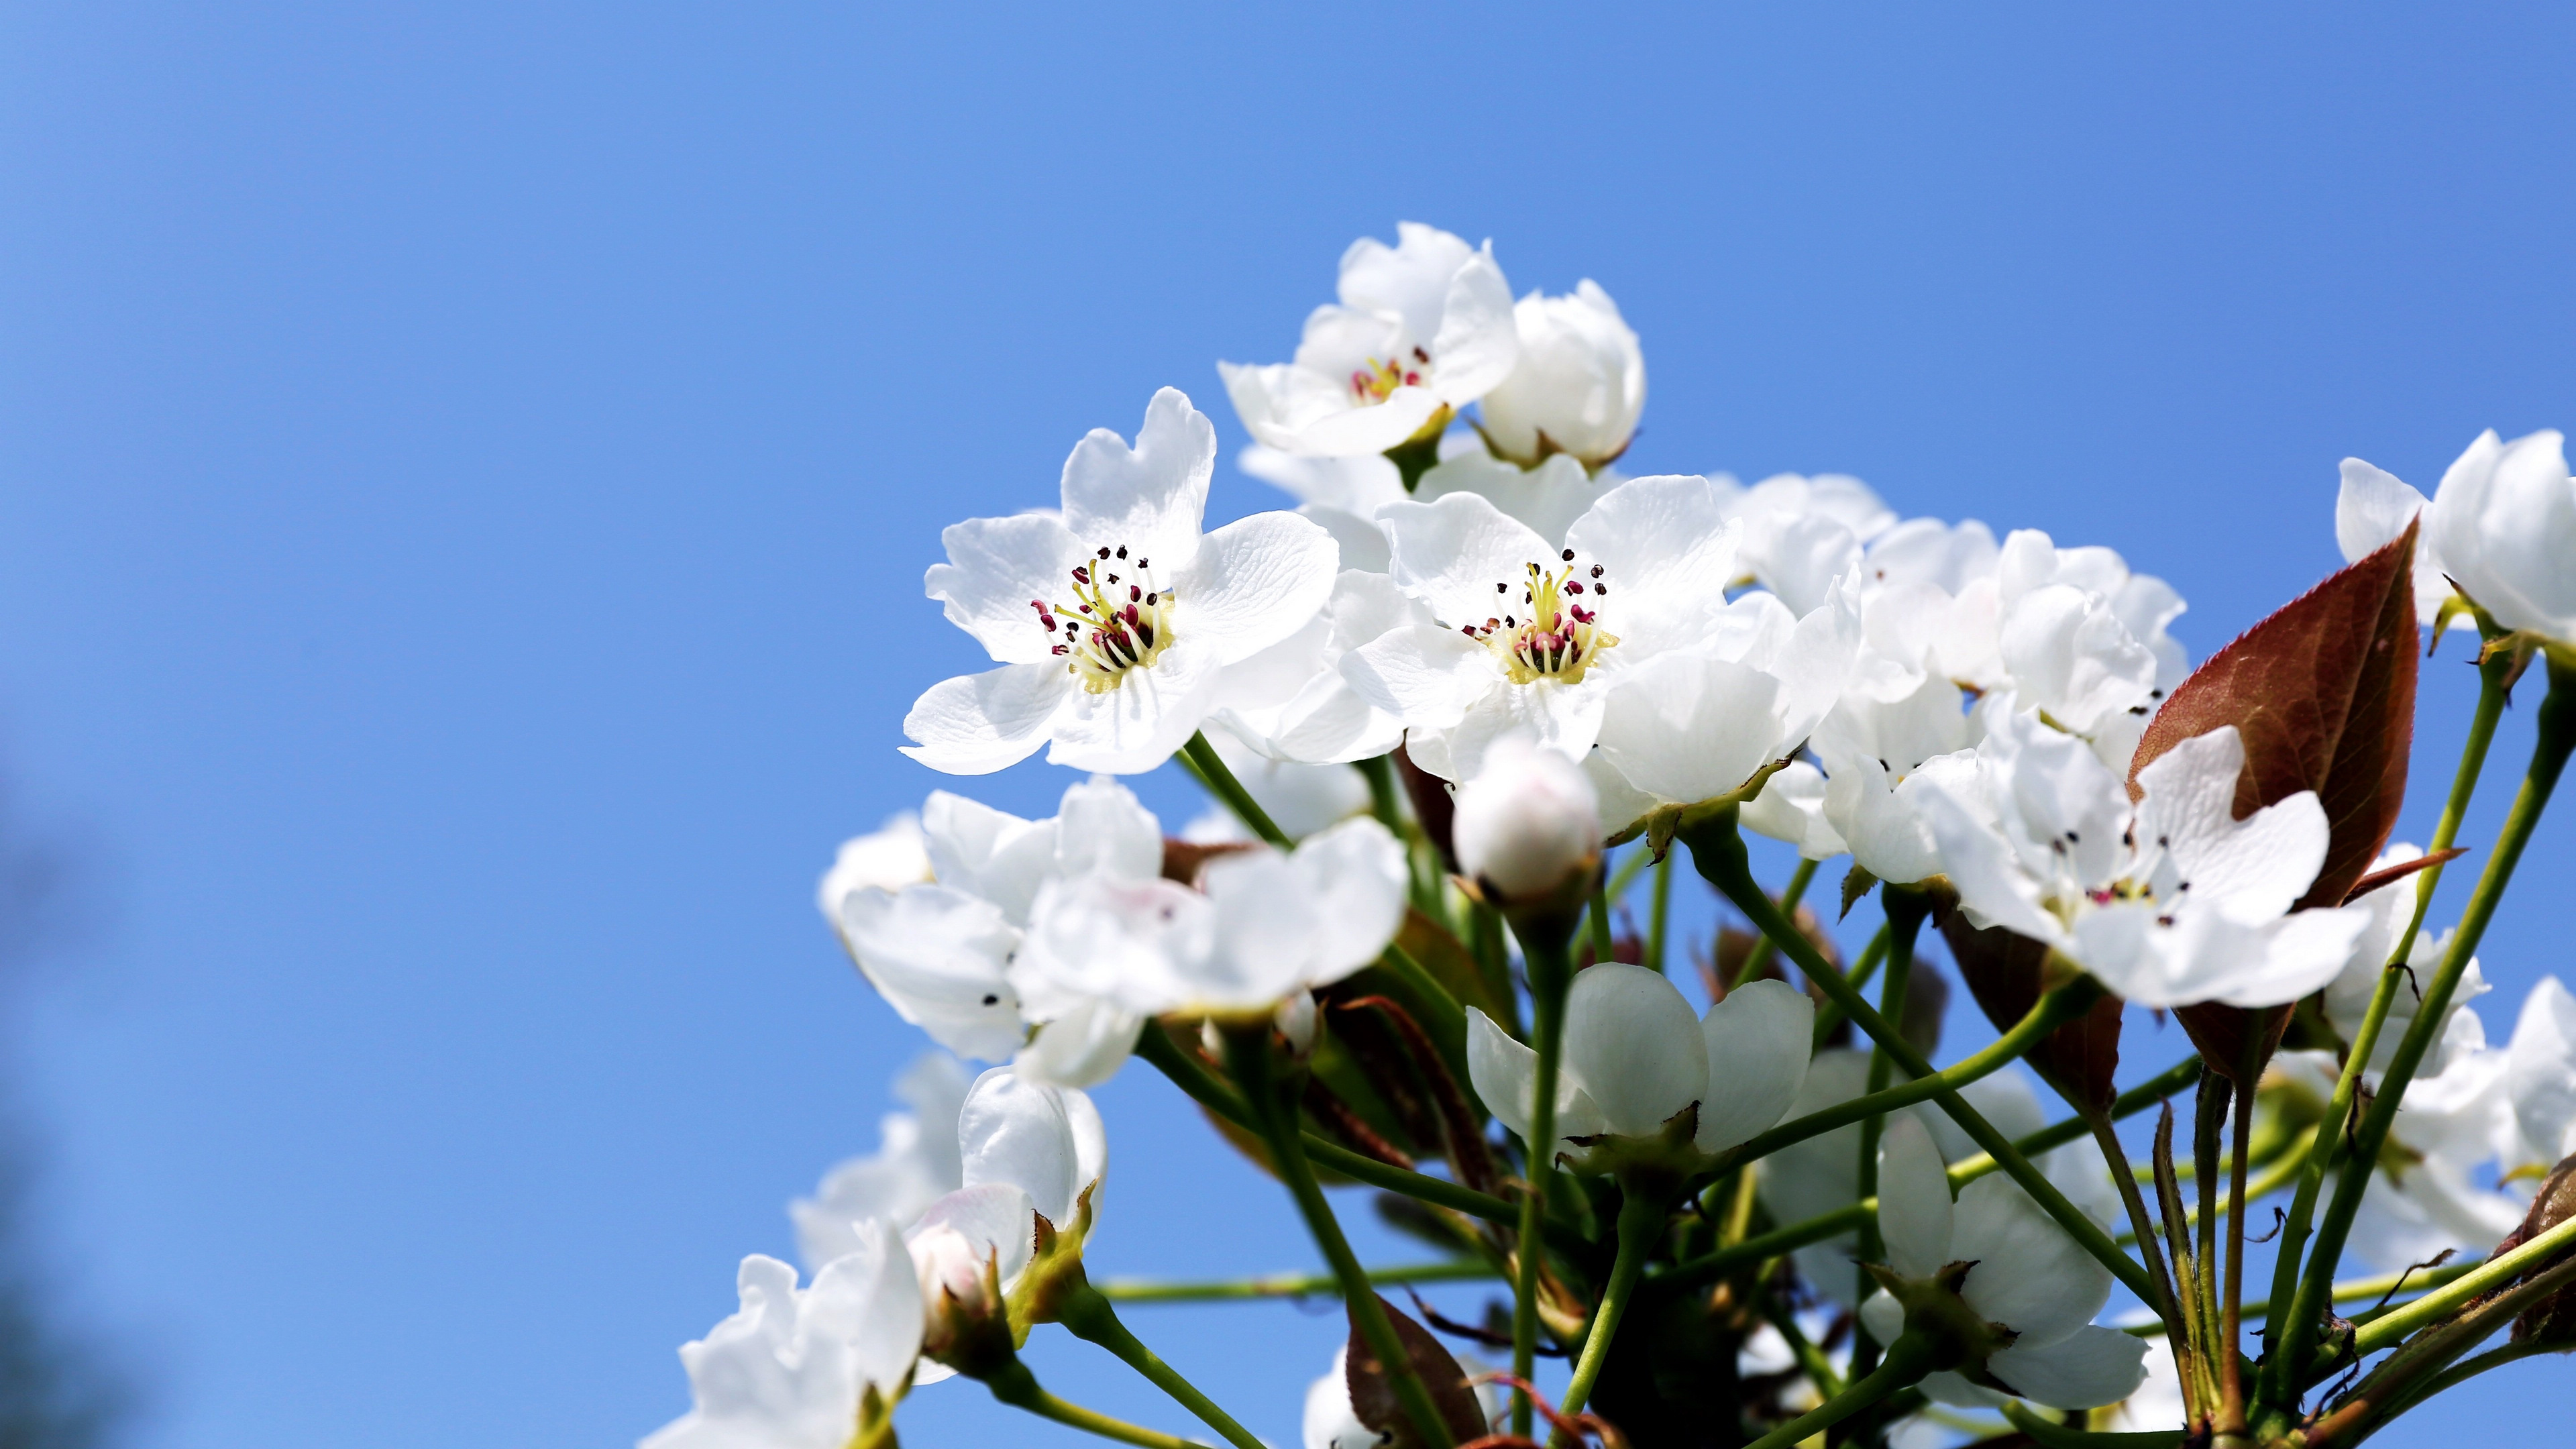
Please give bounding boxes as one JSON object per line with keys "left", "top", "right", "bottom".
{"left": 2422, "top": 428, "right": 2576, "bottom": 646}
{"left": 1013, "top": 816, "right": 1408, "bottom": 1020}
{"left": 1859, "top": 1117, "right": 2147, "bottom": 1410}
{"left": 794, "top": 1053, "right": 973, "bottom": 1273}
{"left": 903, "top": 388, "right": 1338, "bottom": 775}
{"left": 1921, "top": 706, "right": 2370, "bottom": 1009}
{"left": 1811, "top": 676, "right": 1981, "bottom": 886}
{"left": 1220, "top": 222, "right": 1519, "bottom": 458}
{"left": 824, "top": 777, "right": 1163, "bottom": 1082}
{"left": 1478, "top": 280, "right": 1646, "bottom": 468}
{"left": 2336, "top": 458, "right": 2473, "bottom": 632}
{"left": 1344, "top": 474, "right": 1749, "bottom": 783}
{"left": 643, "top": 1227, "right": 924, "bottom": 1449}
{"left": 2317, "top": 844, "right": 2489, "bottom": 1075}
{"left": 903, "top": 1065, "right": 1108, "bottom": 1384}
{"left": 816, "top": 813, "right": 931, "bottom": 907}
{"left": 1465, "top": 963, "right": 1814, "bottom": 1169}
{"left": 1715, "top": 473, "right": 1897, "bottom": 612}
{"left": 1205, "top": 570, "right": 1428, "bottom": 769}
{"left": 1451, "top": 735, "right": 1602, "bottom": 903}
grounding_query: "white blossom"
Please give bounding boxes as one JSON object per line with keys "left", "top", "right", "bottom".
{"left": 1220, "top": 223, "right": 1519, "bottom": 458}
{"left": 793, "top": 1053, "right": 974, "bottom": 1273}
{"left": 643, "top": 1230, "right": 923, "bottom": 1449}
{"left": 1479, "top": 280, "right": 1646, "bottom": 468}
{"left": 1860, "top": 1117, "right": 2147, "bottom": 1411}
{"left": 1922, "top": 707, "right": 2369, "bottom": 1008}
{"left": 904, "top": 388, "right": 1338, "bottom": 774}
{"left": 1465, "top": 963, "right": 1813, "bottom": 1169}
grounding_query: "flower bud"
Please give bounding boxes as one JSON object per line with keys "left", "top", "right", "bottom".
{"left": 1478, "top": 280, "right": 1646, "bottom": 468}
{"left": 1452, "top": 737, "right": 1603, "bottom": 907}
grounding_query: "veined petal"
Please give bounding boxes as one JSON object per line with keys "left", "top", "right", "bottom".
{"left": 1465, "top": 1008, "right": 1540, "bottom": 1146}
{"left": 2133, "top": 727, "right": 2328, "bottom": 918}
{"left": 1278, "top": 818, "right": 1411, "bottom": 989}
{"left": 1592, "top": 650, "right": 1784, "bottom": 806}
{"left": 902, "top": 662, "right": 1075, "bottom": 776}
{"left": 1565, "top": 474, "right": 1741, "bottom": 656}
{"left": 1059, "top": 387, "right": 1214, "bottom": 568}
{"left": 804, "top": 1220, "right": 928, "bottom": 1401}
{"left": 1561, "top": 963, "right": 1707, "bottom": 1138}
{"left": 1442, "top": 673, "right": 1610, "bottom": 782}
{"left": 1043, "top": 637, "right": 1226, "bottom": 775}
{"left": 1414, "top": 451, "right": 1599, "bottom": 549}
{"left": 928, "top": 511, "right": 1088, "bottom": 664}
{"left": 1381, "top": 489, "right": 1562, "bottom": 627}
{"left": 1340, "top": 623, "right": 1493, "bottom": 729}
{"left": 1426, "top": 239, "right": 1519, "bottom": 402}
{"left": 1175, "top": 510, "right": 1340, "bottom": 665}
{"left": 1695, "top": 979, "right": 1815, "bottom": 1154}
{"left": 1919, "top": 780, "right": 2066, "bottom": 946}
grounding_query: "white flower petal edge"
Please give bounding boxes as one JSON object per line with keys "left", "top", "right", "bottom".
{"left": 1479, "top": 280, "right": 1646, "bottom": 468}
{"left": 904, "top": 388, "right": 1339, "bottom": 775}
{"left": 2426, "top": 427, "right": 2576, "bottom": 645}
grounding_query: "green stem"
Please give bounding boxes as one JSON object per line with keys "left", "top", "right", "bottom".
{"left": 1552, "top": 1185, "right": 1664, "bottom": 1435}
{"left": 1587, "top": 879, "right": 1615, "bottom": 964}
{"left": 1057, "top": 1285, "right": 1267, "bottom": 1449}
{"left": 1810, "top": 924, "right": 1890, "bottom": 1049}
{"left": 2341, "top": 1208, "right": 2576, "bottom": 1357}
{"left": 1511, "top": 926, "right": 1576, "bottom": 1438}
{"left": 1358, "top": 753, "right": 1404, "bottom": 834}
{"left": 1376, "top": 941, "right": 1468, "bottom": 1053}
{"left": 2256, "top": 645, "right": 2514, "bottom": 1412}
{"left": 1646, "top": 849, "right": 1674, "bottom": 975}
{"left": 1731, "top": 855, "right": 1820, "bottom": 989}
{"left": 1468, "top": 902, "right": 1517, "bottom": 1034}
{"left": 1219, "top": 1024, "right": 1455, "bottom": 1449}
{"left": 1179, "top": 731, "right": 1291, "bottom": 848}
{"left": 983, "top": 1356, "right": 1205, "bottom": 1449}
{"left": 2273, "top": 665, "right": 2576, "bottom": 1401}
{"left": 1852, "top": 891, "right": 1926, "bottom": 1313}
{"left": 1130, "top": 1022, "right": 1523, "bottom": 1228}
{"left": 1096, "top": 1261, "right": 1497, "bottom": 1303}
{"left": 1683, "top": 811, "right": 2159, "bottom": 1304}
{"left": 1739, "top": 1332, "right": 1936, "bottom": 1449}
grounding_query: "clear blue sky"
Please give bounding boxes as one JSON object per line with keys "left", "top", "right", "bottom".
{"left": 1, "top": 5, "right": 2571, "bottom": 1446}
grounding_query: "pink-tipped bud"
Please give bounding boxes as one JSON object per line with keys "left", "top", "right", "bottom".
{"left": 1452, "top": 736, "right": 1603, "bottom": 906}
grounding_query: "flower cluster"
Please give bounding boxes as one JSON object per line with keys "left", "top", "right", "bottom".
{"left": 647, "top": 223, "right": 2576, "bottom": 1449}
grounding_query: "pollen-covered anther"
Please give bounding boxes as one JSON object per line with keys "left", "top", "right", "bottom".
{"left": 1032, "top": 542, "right": 1178, "bottom": 692}
{"left": 1460, "top": 552, "right": 1621, "bottom": 686}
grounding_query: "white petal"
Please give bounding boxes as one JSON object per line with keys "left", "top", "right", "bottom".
{"left": 1562, "top": 963, "right": 1707, "bottom": 1138}
{"left": 1918, "top": 778, "right": 2065, "bottom": 946}
{"left": 1739, "top": 758, "right": 1848, "bottom": 861}
{"left": 1998, "top": 584, "right": 2155, "bottom": 734}
{"left": 1381, "top": 489, "right": 1562, "bottom": 628}
{"left": 2135, "top": 727, "right": 2326, "bottom": 917}
{"left": 1012, "top": 998, "right": 1145, "bottom": 1091}
{"left": 1466, "top": 1008, "right": 1540, "bottom": 1146}
{"left": 1279, "top": 817, "right": 1411, "bottom": 988}
{"left": 926, "top": 511, "right": 1087, "bottom": 665}
{"left": 1239, "top": 444, "right": 1407, "bottom": 519}
{"left": 1859, "top": 1289, "right": 1905, "bottom": 1348}
{"left": 1951, "top": 1175, "right": 2112, "bottom": 1346}
{"left": 1593, "top": 650, "right": 1785, "bottom": 806}
{"left": 901, "top": 662, "right": 1074, "bottom": 776}
{"left": 920, "top": 790, "right": 1055, "bottom": 922}
{"left": 804, "top": 1220, "right": 927, "bottom": 1400}
{"left": 957, "top": 1067, "right": 1089, "bottom": 1228}
{"left": 1340, "top": 622, "right": 1495, "bottom": 733}
{"left": 1053, "top": 776, "right": 1167, "bottom": 883}
{"left": 1415, "top": 451, "right": 1600, "bottom": 549}
{"left": 1565, "top": 474, "right": 1742, "bottom": 657}
{"left": 1426, "top": 239, "right": 1519, "bottom": 402}
{"left": 1042, "top": 639, "right": 1226, "bottom": 775}
{"left": 1988, "top": 1325, "right": 2149, "bottom": 1411}
{"left": 835, "top": 885, "right": 1026, "bottom": 1061}
{"left": 1876, "top": 1116, "right": 1954, "bottom": 1278}
{"left": 1058, "top": 387, "right": 1214, "bottom": 568}
{"left": 908, "top": 1183, "right": 1036, "bottom": 1296}
{"left": 2511, "top": 977, "right": 2576, "bottom": 1163}
{"left": 1303, "top": 1346, "right": 1373, "bottom": 1449}
{"left": 1694, "top": 979, "right": 1816, "bottom": 1154}
{"left": 1175, "top": 510, "right": 1341, "bottom": 665}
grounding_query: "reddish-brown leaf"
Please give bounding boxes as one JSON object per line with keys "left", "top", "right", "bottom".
{"left": 2338, "top": 847, "right": 2468, "bottom": 906}
{"left": 2172, "top": 1001, "right": 2294, "bottom": 1083}
{"left": 1941, "top": 916, "right": 2123, "bottom": 1110}
{"left": 1346, "top": 1294, "right": 1492, "bottom": 1447}
{"left": 2129, "top": 521, "right": 2420, "bottom": 910}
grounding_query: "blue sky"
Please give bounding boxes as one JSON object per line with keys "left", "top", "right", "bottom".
{"left": 1, "top": 4, "right": 2571, "bottom": 1446}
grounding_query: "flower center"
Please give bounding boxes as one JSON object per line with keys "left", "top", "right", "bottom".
{"left": 1460, "top": 549, "right": 1620, "bottom": 686}
{"left": 1348, "top": 346, "right": 1430, "bottom": 405}
{"left": 1031, "top": 545, "right": 1177, "bottom": 694}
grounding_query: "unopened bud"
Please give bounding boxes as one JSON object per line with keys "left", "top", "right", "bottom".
{"left": 1452, "top": 737, "right": 1603, "bottom": 908}
{"left": 1478, "top": 280, "right": 1646, "bottom": 468}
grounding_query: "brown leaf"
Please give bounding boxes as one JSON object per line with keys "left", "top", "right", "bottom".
{"left": 1346, "top": 1294, "right": 1492, "bottom": 1447}
{"left": 1941, "top": 916, "right": 2123, "bottom": 1109}
{"left": 1839, "top": 863, "right": 1879, "bottom": 921}
{"left": 2130, "top": 521, "right": 2420, "bottom": 910}
{"left": 2339, "top": 847, "right": 2468, "bottom": 906}
{"left": 2171, "top": 1002, "right": 2292, "bottom": 1084}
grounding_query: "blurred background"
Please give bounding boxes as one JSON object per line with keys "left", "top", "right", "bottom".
{"left": 1, "top": 4, "right": 2572, "bottom": 1445}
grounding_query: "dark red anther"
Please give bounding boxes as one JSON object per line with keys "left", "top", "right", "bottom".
{"left": 1072, "top": 566, "right": 1089, "bottom": 584}
{"left": 1124, "top": 603, "right": 1140, "bottom": 626}
{"left": 1561, "top": 549, "right": 1575, "bottom": 562}
{"left": 1130, "top": 585, "right": 1141, "bottom": 602}
{"left": 1565, "top": 581, "right": 1583, "bottom": 594}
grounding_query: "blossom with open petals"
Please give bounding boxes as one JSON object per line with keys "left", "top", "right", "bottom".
{"left": 1479, "top": 280, "right": 1645, "bottom": 468}
{"left": 1220, "top": 223, "right": 1518, "bottom": 458}
{"left": 1012, "top": 816, "right": 1408, "bottom": 1020}
{"left": 903, "top": 388, "right": 1338, "bottom": 774}
{"left": 1464, "top": 963, "right": 1813, "bottom": 1170}
{"left": 643, "top": 1228, "right": 923, "bottom": 1449}
{"left": 1921, "top": 706, "right": 2369, "bottom": 1008}
{"left": 1345, "top": 474, "right": 1747, "bottom": 783}
{"left": 1859, "top": 1117, "right": 2147, "bottom": 1410}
